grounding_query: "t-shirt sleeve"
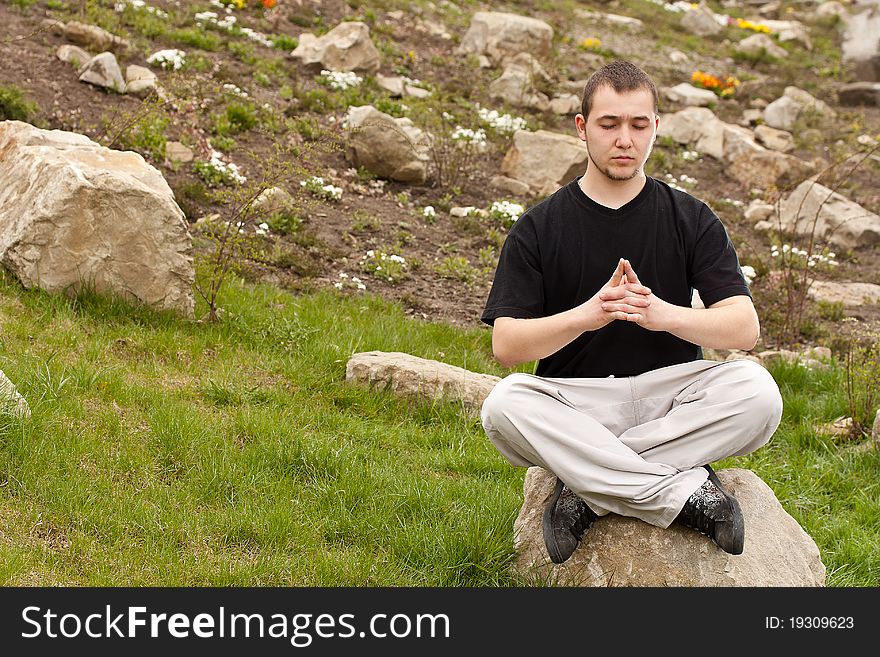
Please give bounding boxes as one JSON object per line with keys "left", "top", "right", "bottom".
{"left": 690, "top": 206, "right": 751, "bottom": 307}
{"left": 481, "top": 219, "right": 545, "bottom": 325}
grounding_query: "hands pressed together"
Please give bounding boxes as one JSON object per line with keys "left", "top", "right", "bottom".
{"left": 587, "top": 258, "right": 676, "bottom": 332}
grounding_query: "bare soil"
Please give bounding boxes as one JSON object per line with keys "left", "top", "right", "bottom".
{"left": 2, "top": 0, "right": 879, "bottom": 351}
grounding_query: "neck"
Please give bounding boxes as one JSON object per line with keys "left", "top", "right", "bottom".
{"left": 579, "top": 166, "right": 647, "bottom": 210}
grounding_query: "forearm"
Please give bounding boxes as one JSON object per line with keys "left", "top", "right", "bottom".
{"left": 663, "top": 298, "right": 760, "bottom": 351}
{"left": 492, "top": 310, "right": 592, "bottom": 368}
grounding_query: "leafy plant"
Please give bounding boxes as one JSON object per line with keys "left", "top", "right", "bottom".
{"left": 0, "top": 83, "right": 38, "bottom": 122}
{"left": 844, "top": 338, "right": 880, "bottom": 439}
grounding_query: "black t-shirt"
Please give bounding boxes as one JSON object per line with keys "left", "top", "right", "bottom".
{"left": 481, "top": 177, "right": 751, "bottom": 378}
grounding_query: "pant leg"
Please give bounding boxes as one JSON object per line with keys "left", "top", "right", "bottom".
{"left": 480, "top": 372, "right": 707, "bottom": 528}
{"left": 620, "top": 359, "right": 783, "bottom": 468}
{"left": 480, "top": 360, "right": 782, "bottom": 528}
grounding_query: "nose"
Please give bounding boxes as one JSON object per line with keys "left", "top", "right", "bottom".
{"left": 615, "top": 127, "right": 633, "bottom": 149}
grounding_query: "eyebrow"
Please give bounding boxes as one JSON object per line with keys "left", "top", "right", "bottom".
{"left": 596, "top": 114, "right": 654, "bottom": 122}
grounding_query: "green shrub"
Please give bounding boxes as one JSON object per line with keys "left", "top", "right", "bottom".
{"left": 0, "top": 83, "right": 38, "bottom": 122}
{"left": 212, "top": 101, "right": 259, "bottom": 136}
{"left": 271, "top": 34, "right": 298, "bottom": 50}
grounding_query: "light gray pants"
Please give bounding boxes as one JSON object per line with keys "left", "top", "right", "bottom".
{"left": 480, "top": 359, "right": 783, "bottom": 528}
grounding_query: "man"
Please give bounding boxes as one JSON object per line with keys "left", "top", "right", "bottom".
{"left": 480, "top": 60, "right": 782, "bottom": 564}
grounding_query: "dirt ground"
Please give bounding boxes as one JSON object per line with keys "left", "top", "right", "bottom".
{"left": 2, "top": 0, "right": 879, "bottom": 352}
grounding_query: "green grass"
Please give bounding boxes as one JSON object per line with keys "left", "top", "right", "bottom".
{"left": 0, "top": 271, "right": 522, "bottom": 585}
{"left": 0, "top": 274, "right": 877, "bottom": 586}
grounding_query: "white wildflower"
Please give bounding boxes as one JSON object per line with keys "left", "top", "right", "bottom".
{"left": 147, "top": 49, "right": 186, "bottom": 71}
{"left": 318, "top": 70, "right": 362, "bottom": 91}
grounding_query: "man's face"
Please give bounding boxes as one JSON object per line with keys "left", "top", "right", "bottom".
{"left": 575, "top": 85, "right": 658, "bottom": 182}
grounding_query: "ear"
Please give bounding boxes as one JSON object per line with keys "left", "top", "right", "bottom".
{"left": 575, "top": 113, "right": 587, "bottom": 142}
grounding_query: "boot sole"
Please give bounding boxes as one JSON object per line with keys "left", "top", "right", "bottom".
{"left": 704, "top": 465, "right": 745, "bottom": 555}
{"left": 542, "top": 477, "right": 566, "bottom": 564}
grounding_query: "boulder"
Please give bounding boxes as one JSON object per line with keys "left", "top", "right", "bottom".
{"left": 754, "top": 124, "right": 795, "bottom": 152}
{"left": 658, "top": 106, "right": 727, "bottom": 159}
{"left": 344, "top": 105, "right": 430, "bottom": 183}
{"left": 736, "top": 32, "right": 789, "bottom": 59}
{"left": 0, "top": 369, "right": 29, "bottom": 419}
{"left": 0, "top": 121, "right": 195, "bottom": 317}
{"left": 291, "top": 21, "right": 380, "bottom": 73}
{"left": 500, "top": 130, "right": 588, "bottom": 197}
{"left": 549, "top": 94, "right": 580, "bottom": 115}
{"left": 763, "top": 86, "right": 836, "bottom": 131}
{"left": 164, "top": 141, "right": 193, "bottom": 164}
{"left": 723, "top": 126, "right": 816, "bottom": 188}
{"left": 681, "top": 3, "right": 724, "bottom": 37}
{"left": 808, "top": 280, "right": 880, "bottom": 306}
{"left": 345, "top": 351, "right": 500, "bottom": 415}
{"left": 253, "top": 186, "right": 295, "bottom": 215}
{"left": 663, "top": 82, "right": 719, "bottom": 108}
{"left": 512, "top": 466, "right": 826, "bottom": 586}
{"left": 63, "top": 20, "right": 130, "bottom": 53}
{"left": 488, "top": 53, "right": 552, "bottom": 111}
{"left": 56, "top": 44, "right": 91, "bottom": 67}
{"left": 841, "top": 1, "right": 880, "bottom": 81}
{"left": 457, "top": 11, "right": 554, "bottom": 66}
{"left": 838, "top": 81, "right": 880, "bottom": 106}
{"left": 778, "top": 179, "right": 880, "bottom": 249}
{"left": 124, "top": 64, "right": 158, "bottom": 97}
{"left": 78, "top": 52, "right": 125, "bottom": 93}
{"left": 756, "top": 19, "right": 812, "bottom": 49}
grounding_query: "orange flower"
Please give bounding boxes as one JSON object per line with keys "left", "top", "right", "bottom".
{"left": 262, "top": 0, "right": 277, "bottom": 7}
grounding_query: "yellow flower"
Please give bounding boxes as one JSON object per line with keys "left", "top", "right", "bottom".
{"left": 579, "top": 37, "right": 602, "bottom": 51}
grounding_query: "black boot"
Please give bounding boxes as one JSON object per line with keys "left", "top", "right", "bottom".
{"left": 542, "top": 477, "right": 598, "bottom": 564}
{"left": 676, "top": 465, "right": 745, "bottom": 555}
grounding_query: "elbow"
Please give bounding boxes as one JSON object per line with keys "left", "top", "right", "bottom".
{"left": 741, "top": 316, "right": 761, "bottom": 351}
{"left": 493, "top": 345, "right": 518, "bottom": 369}
{"left": 491, "top": 329, "right": 519, "bottom": 369}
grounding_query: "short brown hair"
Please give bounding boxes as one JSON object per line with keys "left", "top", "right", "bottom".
{"left": 581, "top": 60, "right": 659, "bottom": 119}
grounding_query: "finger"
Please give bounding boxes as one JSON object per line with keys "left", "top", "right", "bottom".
{"left": 623, "top": 259, "right": 641, "bottom": 285}
{"left": 624, "top": 282, "right": 652, "bottom": 295}
{"left": 608, "top": 310, "right": 643, "bottom": 323}
{"left": 608, "top": 258, "right": 625, "bottom": 287}
{"left": 599, "top": 290, "right": 651, "bottom": 305}
{"left": 602, "top": 299, "right": 650, "bottom": 313}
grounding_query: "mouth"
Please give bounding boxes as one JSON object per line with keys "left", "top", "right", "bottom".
{"left": 611, "top": 156, "right": 634, "bottom": 162}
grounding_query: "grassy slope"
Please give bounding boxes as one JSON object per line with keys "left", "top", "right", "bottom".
{"left": 1, "top": 270, "right": 877, "bottom": 586}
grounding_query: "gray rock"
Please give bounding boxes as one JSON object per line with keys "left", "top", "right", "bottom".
{"left": 0, "top": 121, "right": 195, "bottom": 317}
{"left": 164, "top": 141, "right": 193, "bottom": 164}
{"left": 500, "top": 129, "right": 588, "bottom": 197}
{"left": 456, "top": 11, "right": 554, "bottom": 66}
{"left": 838, "top": 81, "right": 880, "bottom": 106}
{"left": 681, "top": 3, "right": 724, "bottom": 37}
{"left": 778, "top": 179, "right": 880, "bottom": 249}
{"left": 291, "top": 22, "right": 380, "bottom": 73}
{"left": 808, "top": 280, "right": 880, "bottom": 306}
{"left": 842, "top": 2, "right": 880, "bottom": 81}
{"left": 663, "top": 82, "right": 719, "bottom": 107}
{"left": 512, "top": 466, "right": 826, "bottom": 586}
{"left": 736, "top": 32, "right": 788, "bottom": 59}
{"left": 78, "top": 52, "right": 125, "bottom": 93}
{"left": 124, "top": 64, "right": 157, "bottom": 97}
{"left": 490, "top": 175, "right": 531, "bottom": 197}
{"left": 344, "top": 105, "right": 430, "bottom": 183}
{"left": 873, "top": 409, "right": 880, "bottom": 445}
{"left": 64, "top": 20, "right": 130, "bottom": 53}
{"left": 754, "top": 124, "right": 795, "bottom": 152}
{"left": 345, "top": 351, "right": 500, "bottom": 415}
{"left": 56, "top": 44, "right": 91, "bottom": 68}
{"left": 0, "top": 369, "right": 30, "bottom": 419}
